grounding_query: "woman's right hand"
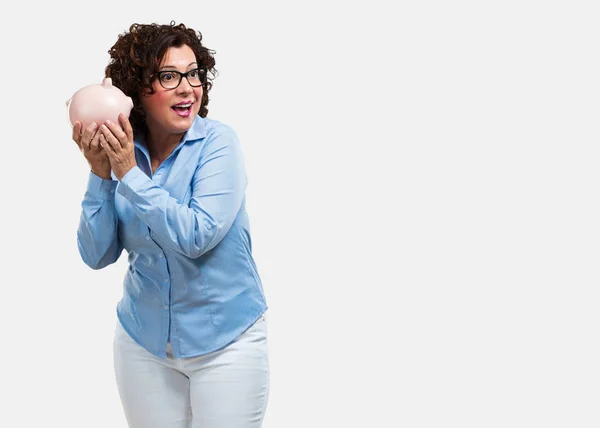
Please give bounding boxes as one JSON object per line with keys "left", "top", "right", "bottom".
{"left": 72, "top": 121, "right": 112, "bottom": 179}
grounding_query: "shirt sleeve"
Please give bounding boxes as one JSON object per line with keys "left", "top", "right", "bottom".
{"left": 117, "top": 129, "right": 247, "bottom": 258}
{"left": 77, "top": 171, "right": 124, "bottom": 269}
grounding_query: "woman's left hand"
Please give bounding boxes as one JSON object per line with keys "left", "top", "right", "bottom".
{"left": 99, "top": 114, "right": 137, "bottom": 180}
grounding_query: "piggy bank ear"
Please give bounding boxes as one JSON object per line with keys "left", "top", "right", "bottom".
{"left": 102, "top": 77, "right": 113, "bottom": 87}
{"left": 65, "top": 98, "right": 74, "bottom": 127}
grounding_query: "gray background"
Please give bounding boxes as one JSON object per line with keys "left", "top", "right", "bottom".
{"left": 2, "top": 0, "right": 598, "bottom": 427}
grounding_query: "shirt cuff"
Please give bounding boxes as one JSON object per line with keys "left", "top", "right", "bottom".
{"left": 117, "top": 166, "right": 149, "bottom": 200}
{"left": 86, "top": 171, "right": 118, "bottom": 201}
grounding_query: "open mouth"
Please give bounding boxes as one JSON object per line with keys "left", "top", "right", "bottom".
{"left": 172, "top": 102, "right": 193, "bottom": 117}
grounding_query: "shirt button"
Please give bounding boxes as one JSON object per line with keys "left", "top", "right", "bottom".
{"left": 164, "top": 305, "right": 168, "bottom": 310}
{"left": 145, "top": 236, "right": 150, "bottom": 241}
{"left": 159, "top": 254, "right": 164, "bottom": 258}
{"left": 110, "top": 189, "right": 115, "bottom": 194}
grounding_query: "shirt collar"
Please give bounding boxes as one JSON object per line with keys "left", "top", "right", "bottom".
{"left": 182, "top": 115, "right": 208, "bottom": 142}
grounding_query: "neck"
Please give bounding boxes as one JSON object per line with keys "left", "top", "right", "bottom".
{"left": 146, "top": 130, "right": 185, "bottom": 162}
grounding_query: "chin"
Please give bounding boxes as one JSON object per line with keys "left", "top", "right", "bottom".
{"left": 171, "top": 115, "right": 196, "bottom": 130}
{"left": 170, "top": 123, "right": 193, "bottom": 134}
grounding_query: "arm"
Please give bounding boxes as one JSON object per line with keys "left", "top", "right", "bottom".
{"left": 77, "top": 172, "right": 124, "bottom": 269}
{"left": 117, "top": 130, "right": 247, "bottom": 258}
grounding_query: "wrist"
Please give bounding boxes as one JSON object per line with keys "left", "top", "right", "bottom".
{"left": 91, "top": 168, "right": 112, "bottom": 180}
{"left": 115, "top": 164, "right": 136, "bottom": 181}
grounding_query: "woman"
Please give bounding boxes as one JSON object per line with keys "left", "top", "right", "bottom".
{"left": 72, "top": 22, "right": 269, "bottom": 428}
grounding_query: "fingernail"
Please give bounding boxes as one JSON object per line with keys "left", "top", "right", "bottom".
{"left": 106, "top": 120, "right": 112, "bottom": 125}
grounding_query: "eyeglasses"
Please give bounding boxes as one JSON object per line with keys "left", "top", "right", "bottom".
{"left": 155, "top": 67, "right": 207, "bottom": 89}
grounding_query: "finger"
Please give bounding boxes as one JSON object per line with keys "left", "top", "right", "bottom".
{"left": 72, "top": 121, "right": 83, "bottom": 149}
{"left": 119, "top": 114, "right": 134, "bottom": 144}
{"left": 100, "top": 126, "right": 120, "bottom": 152}
{"left": 81, "top": 123, "right": 98, "bottom": 150}
{"left": 100, "top": 133, "right": 116, "bottom": 157}
{"left": 89, "top": 129, "right": 103, "bottom": 151}
{"left": 103, "top": 120, "right": 127, "bottom": 148}
{"left": 82, "top": 122, "right": 98, "bottom": 140}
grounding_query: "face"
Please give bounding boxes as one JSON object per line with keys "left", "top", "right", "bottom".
{"left": 141, "top": 44, "right": 203, "bottom": 138}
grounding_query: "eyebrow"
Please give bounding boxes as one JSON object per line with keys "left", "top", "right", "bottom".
{"left": 159, "top": 62, "right": 198, "bottom": 70}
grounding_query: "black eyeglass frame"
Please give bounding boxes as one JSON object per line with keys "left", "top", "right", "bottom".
{"left": 155, "top": 67, "right": 207, "bottom": 89}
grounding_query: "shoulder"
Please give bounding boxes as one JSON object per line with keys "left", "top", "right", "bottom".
{"left": 198, "top": 118, "right": 242, "bottom": 155}
{"left": 185, "top": 116, "right": 238, "bottom": 145}
{"left": 188, "top": 118, "right": 248, "bottom": 179}
{"left": 185, "top": 117, "right": 244, "bottom": 169}
{"left": 203, "top": 117, "right": 239, "bottom": 141}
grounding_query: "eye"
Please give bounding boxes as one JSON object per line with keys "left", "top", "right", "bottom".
{"left": 188, "top": 69, "right": 199, "bottom": 79}
{"left": 160, "top": 72, "right": 177, "bottom": 82}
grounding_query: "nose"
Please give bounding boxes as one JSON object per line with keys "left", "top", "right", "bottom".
{"left": 176, "top": 76, "right": 194, "bottom": 94}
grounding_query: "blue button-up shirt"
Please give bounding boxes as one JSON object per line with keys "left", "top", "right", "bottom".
{"left": 77, "top": 116, "right": 267, "bottom": 358}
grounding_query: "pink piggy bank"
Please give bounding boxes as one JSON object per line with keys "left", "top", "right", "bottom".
{"left": 66, "top": 77, "right": 134, "bottom": 129}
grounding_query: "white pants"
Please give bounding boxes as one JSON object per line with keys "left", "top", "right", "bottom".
{"left": 113, "top": 316, "right": 270, "bottom": 428}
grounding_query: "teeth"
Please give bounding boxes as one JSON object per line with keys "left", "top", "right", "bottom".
{"left": 175, "top": 103, "right": 192, "bottom": 108}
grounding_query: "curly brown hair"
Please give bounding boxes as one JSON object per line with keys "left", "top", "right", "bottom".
{"left": 105, "top": 21, "right": 216, "bottom": 138}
